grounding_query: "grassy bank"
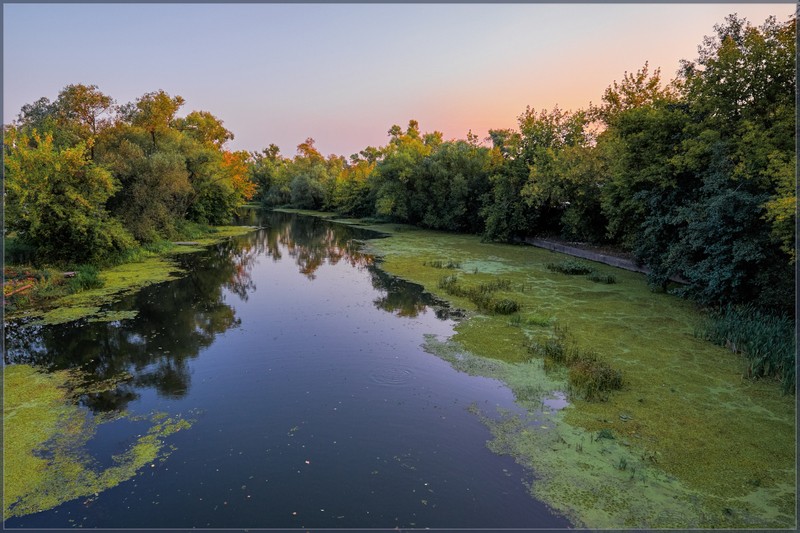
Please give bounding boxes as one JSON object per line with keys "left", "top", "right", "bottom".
{"left": 281, "top": 209, "right": 796, "bottom": 529}
{"left": 4, "top": 225, "right": 257, "bottom": 326}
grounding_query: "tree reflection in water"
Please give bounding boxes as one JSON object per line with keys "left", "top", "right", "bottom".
{"left": 4, "top": 237, "right": 257, "bottom": 412}
{"left": 4, "top": 210, "right": 454, "bottom": 414}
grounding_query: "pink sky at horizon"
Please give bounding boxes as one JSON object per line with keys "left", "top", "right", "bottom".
{"left": 4, "top": 3, "right": 795, "bottom": 157}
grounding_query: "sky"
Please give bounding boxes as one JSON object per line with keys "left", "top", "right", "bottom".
{"left": 3, "top": 3, "right": 796, "bottom": 158}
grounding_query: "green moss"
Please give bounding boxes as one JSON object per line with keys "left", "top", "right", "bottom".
{"left": 337, "top": 218, "right": 795, "bottom": 528}
{"left": 3, "top": 364, "right": 194, "bottom": 519}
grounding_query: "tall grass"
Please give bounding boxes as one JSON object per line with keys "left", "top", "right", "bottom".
{"left": 526, "top": 324, "right": 623, "bottom": 401}
{"left": 697, "top": 304, "right": 795, "bottom": 394}
{"left": 547, "top": 260, "right": 617, "bottom": 284}
{"left": 546, "top": 260, "right": 594, "bottom": 275}
{"left": 423, "top": 259, "right": 461, "bottom": 269}
{"left": 437, "top": 275, "right": 520, "bottom": 315}
{"left": 67, "top": 265, "right": 104, "bottom": 292}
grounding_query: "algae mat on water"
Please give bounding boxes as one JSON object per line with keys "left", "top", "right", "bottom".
{"left": 3, "top": 364, "right": 194, "bottom": 519}
{"left": 352, "top": 221, "right": 796, "bottom": 529}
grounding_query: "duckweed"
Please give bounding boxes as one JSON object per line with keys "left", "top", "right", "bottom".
{"left": 327, "top": 213, "right": 795, "bottom": 528}
{"left": 3, "top": 364, "right": 194, "bottom": 519}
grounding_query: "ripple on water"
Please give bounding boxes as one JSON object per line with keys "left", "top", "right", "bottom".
{"left": 370, "top": 366, "right": 414, "bottom": 386}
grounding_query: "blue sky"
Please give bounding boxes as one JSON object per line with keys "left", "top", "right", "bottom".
{"left": 3, "top": 3, "right": 795, "bottom": 157}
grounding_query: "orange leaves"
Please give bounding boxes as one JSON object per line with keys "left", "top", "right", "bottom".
{"left": 221, "top": 150, "right": 256, "bottom": 201}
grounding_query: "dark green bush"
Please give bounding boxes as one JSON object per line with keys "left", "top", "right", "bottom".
{"left": 437, "top": 275, "right": 519, "bottom": 315}
{"left": 424, "top": 260, "right": 461, "bottom": 269}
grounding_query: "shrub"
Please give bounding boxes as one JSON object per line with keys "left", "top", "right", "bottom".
{"left": 424, "top": 260, "right": 461, "bottom": 269}
{"left": 437, "top": 275, "right": 519, "bottom": 315}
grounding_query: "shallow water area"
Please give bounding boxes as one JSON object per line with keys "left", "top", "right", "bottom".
{"left": 4, "top": 210, "right": 569, "bottom": 528}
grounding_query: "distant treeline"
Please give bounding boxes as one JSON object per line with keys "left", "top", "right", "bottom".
{"left": 4, "top": 14, "right": 794, "bottom": 316}
{"left": 252, "top": 14, "right": 795, "bottom": 315}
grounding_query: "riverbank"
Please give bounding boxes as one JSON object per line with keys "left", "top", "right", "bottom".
{"left": 3, "top": 225, "right": 258, "bottom": 326}
{"left": 276, "top": 208, "right": 796, "bottom": 529}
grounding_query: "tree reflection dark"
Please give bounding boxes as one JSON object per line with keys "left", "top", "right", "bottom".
{"left": 4, "top": 238, "right": 254, "bottom": 411}
{"left": 4, "top": 210, "right": 453, "bottom": 414}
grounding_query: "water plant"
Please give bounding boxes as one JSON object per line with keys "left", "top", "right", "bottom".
{"left": 697, "top": 304, "right": 795, "bottom": 393}
{"left": 546, "top": 260, "right": 594, "bottom": 275}
{"left": 568, "top": 357, "right": 623, "bottom": 402}
{"left": 349, "top": 215, "right": 795, "bottom": 527}
{"left": 587, "top": 272, "right": 617, "bottom": 284}
{"left": 527, "top": 324, "right": 623, "bottom": 401}
{"left": 423, "top": 259, "right": 461, "bottom": 269}
{"left": 492, "top": 298, "right": 520, "bottom": 315}
{"left": 4, "top": 364, "right": 194, "bottom": 519}
{"left": 436, "top": 274, "right": 519, "bottom": 315}
{"left": 67, "top": 265, "right": 104, "bottom": 292}
{"left": 596, "top": 428, "right": 615, "bottom": 440}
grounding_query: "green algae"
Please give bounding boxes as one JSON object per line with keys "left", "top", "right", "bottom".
{"left": 301, "top": 212, "right": 796, "bottom": 528}
{"left": 30, "top": 305, "right": 103, "bottom": 326}
{"left": 87, "top": 310, "right": 139, "bottom": 323}
{"left": 3, "top": 364, "right": 194, "bottom": 519}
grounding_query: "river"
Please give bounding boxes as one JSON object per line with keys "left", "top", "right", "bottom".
{"left": 4, "top": 210, "right": 569, "bottom": 529}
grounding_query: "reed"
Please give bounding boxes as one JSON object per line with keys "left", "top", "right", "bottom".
{"left": 697, "top": 304, "right": 795, "bottom": 393}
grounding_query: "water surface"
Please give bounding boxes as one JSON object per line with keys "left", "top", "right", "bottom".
{"left": 4, "top": 210, "right": 569, "bottom": 529}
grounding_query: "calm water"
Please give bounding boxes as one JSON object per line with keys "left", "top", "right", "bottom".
{"left": 4, "top": 210, "right": 570, "bottom": 529}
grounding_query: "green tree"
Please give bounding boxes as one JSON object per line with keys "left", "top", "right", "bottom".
{"left": 519, "top": 106, "right": 593, "bottom": 238}
{"left": 119, "top": 90, "right": 185, "bottom": 150}
{"left": 370, "top": 120, "right": 434, "bottom": 222}
{"left": 175, "top": 110, "right": 234, "bottom": 148}
{"left": 97, "top": 117, "right": 191, "bottom": 242}
{"left": 331, "top": 155, "right": 375, "bottom": 216}
{"left": 416, "top": 140, "right": 491, "bottom": 233}
{"left": 665, "top": 14, "right": 796, "bottom": 312}
{"left": 480, "top": 128, "right": 535, "bottom": 242}
{"left": 4, "top": 128, "right": 134, "bottom": 262}
{"left": 54, "top": 84, "right": 114, "bottom": 159}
